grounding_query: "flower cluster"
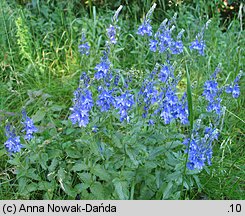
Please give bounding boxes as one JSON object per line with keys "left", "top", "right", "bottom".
{"left": 189, "top": 20, "right": 211, "bottom": 56}
{"left": 78, "top": 33, "right": 90, "bottom": 55}
{"left": 183, "top": 122, "right": 219, "bottom": 170}
{"left": 94, "top": 45, "right": 111, "bottom": 81}
{"left": 158, "top": 64, "right": 173, "bottom": 82}
{"left": 159, "top": 86, "right": 188, "bottom": 125}
{"left": 96, "top": 87, "right": 115, "bottom": 112}
{"left": 170, "top": 29, "right": 184, "bottom": 54}
{"left": 138, "top": 21, "right": 153, "bottom": 37}
{"left": 4, "top": 125, "right": 23, "bottom": 154}
{"left": 107, "top": 25, "right": 117, "bottom": 44}
{"left": 137, "top": 3, "right": 156, "bottom": 37}
{"left": 203, "top": 66, "right": 223, "bottom": 115}
{"left": 67, "top": 5, "right": 242, "bottom": 173}
{"left": 114, "top": 91, "right": 135, "bottom": 122}
{"left": 225, "top": 73, "right": 242, "bottom": 98}
{"left": 140, "top": 12, "right": 185, "bottom": 55}
{"left": 107, "top": 6, "right": 123, "bottom": 45}
{"left": 69, "top": 87, "right": 93, "bottom": 127}
{"left": 22, "top": 110, "right": 38, "bottom": 141}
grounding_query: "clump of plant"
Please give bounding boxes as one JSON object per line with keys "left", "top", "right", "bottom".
{"left": 2, "top": 3, "right": 242, "bottom": 199}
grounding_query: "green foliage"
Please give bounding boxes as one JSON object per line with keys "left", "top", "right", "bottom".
{"left": 0, "top": 0, "right": 244, "bottom": 200}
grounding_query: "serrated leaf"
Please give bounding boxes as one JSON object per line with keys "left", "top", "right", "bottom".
{"left": 39, "top": 153, "right": 49, "bottom": 170}
{"left": 66, "top": 147, "right": 82, "bottom": 159}
{"left": 149, "top": 146, "right": 165, "bottom": 159}
{"left": 26, "top": 183, "right": 38, "bottom": 193}
{"left": 165, "top": 141, "right": 183, "bottom": 149}
{"left": 63, "top": 183, "right": 77, "bottom": 197}
{"left": 48, "top": 158, "right": 59, "bottom": 172}
{"left": 126, "top": 148, "right": 139, "bottom": 166}
{"left": 90, "top": 182, "right": 105, "bottom": 199}
{"left": 74, "top": 183, "right": 83, "bottom": 193}
{"left": 113, "top": 178, "right": 128, "bottom": 200}
{"left": 27, "top": 168, "right": 41, "bottom": 181}
{"left": 92, "top": 165, "right": 111, "bottom": 181}
{"left": 38, "top": 181, "right": 53, "bottom": 191}
{"left": 72, "top": 161, "right": 89, "bottom": 172}
{"left": 162, "top": 181, "right": 173, "bottom": 200}
{"left": 78, "top": 172, "right": 92, "bottom": 183}
{"left": 166, "top": 171, "right": 182, "bottom": 182}
{"left": 65, "top": 128, "right": 76, "bottom": 135}
{"left": 32, "top": 109, "right": 46, "bottom": 123}
{"left": 112, "top": 134, "right": 122, "bottom": 148}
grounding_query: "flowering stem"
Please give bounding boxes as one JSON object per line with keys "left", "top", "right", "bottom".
{"left": 181, "top": 67, "right": 193, "bottom": 199}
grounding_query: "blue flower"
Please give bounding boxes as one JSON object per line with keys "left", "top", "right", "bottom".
{"left": 159, "top": 87, "right": 180, "bottom": 124}
{"left": 4, "top": 125, "right": 23, "bottom": 154}
{"left": 22, "top": 110, "right": 38, "bottom": 141}
{"left": 114, "top": 91, "right": 134, "bottom": 122}
{"left": 189, "top": 20, "right": 211, "bottom": 56}
{"left": 184, "top": 123, "right": 219, "bottom": 170}
{"left": 96, "top": 88, "right": 115, "bottom": 112}
{"left": 107, "top": 25, "right": 117, "bottom": 44}
{"left": 114, "top": 74, "right": 120, "bottom": 86}
{"left": 94, "top": 61, "right": 110, "bottom": 80}
{"left": 92, "top": 125, "right": 98, "bottom": 133}
{"left": 232, "top": 84, "right": 240, "bottom": 98}
{"left": 148, "top": 119, "right": 155, "bottom": 125}
{"left": 169, "top": 28, "right": 185, "bottom": 54}
{"left": 189, "top": 39, "right": 205, "bottom": 56}
{"left": 170, "top": 40, "right": 184, "bottom": 54}
{"left": 176, "top": 93, "right": 189, "bottom": 125}
{"left": 159, "top": 65, "right": 171, "bottom": 82}
{"left": 203, "top": 66, "right": 223, "bottom": 115}
{"left": 203, "top": 80, "right": 218, "bottom": 101}
{"left": 78, "top": 42, "right": 90, "bottom": 55}
{"left": 78, "top": 33, "right": 90, "bottom": 55}
{"left": 149, "top": 39, "right": 158, "bottom": 52}
{"left": 137, "top": 3, "right": 156, "bottom": 37}
{"left": 137, "top": 21, "right": 152, "bottom": 37}
{"left": 69, "top": 88, "right": 93, "bottom": 127}
{"left": 158, "top": 30, "right": 173, "bottom": 53}
{"left": 225, "top": 74, "right": 242, "bottom": 99}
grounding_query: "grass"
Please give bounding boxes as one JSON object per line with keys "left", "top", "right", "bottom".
{"left": 0, "top": 0, "right": 244, "bottom": 199}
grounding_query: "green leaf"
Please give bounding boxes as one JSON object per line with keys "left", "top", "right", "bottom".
{"left": 32, "top": 109, "right": 46, "bottom": 123}
{"left": 74, "top": 183, "right": 83, "bottom": 193}
{"left": 26, "top": 168, "right": 41, "bottom": 181}
{"left": 186, "top": 67, "right": 193, "bottom": 130}
{"left": 66, "top": 147, "right": 82, "bottom": 159}
{"left": 26, "top": 183, "right": 38, "bottom": 193}
{"left": 162, "top": 181, "right": 173, "bottom": 200}
{"left": 50, "top": 104, "right": 65, "bottom": 112}
{"left": 92, "top": 165, "right": 111, "bottom": 181}
{"left": 65, "top": 128, "right": 76, "bottom": 135}
{"left": 72, "top": 161, "right": 89, "bottom": 172}
{"left": 112, "top": 134, "right": 122, "bottom": 148}
{"left": 112, "top": 178, "right": 128, "bottom": 200}
{"left": 126, "top": 148, "right": 139, "bottom": 166}
{"left": 78, "top": 172, "right": 92, "bottom": 183}
{"left": 90, "top": 182, "right": 105, "bottom": 199}
{"left": 18, "top": 177, "right": 28, "bottom": 194}
{"left": 38, "top": 181, "right": 54, "bottom": 191}
{"left": 39, "top": 153, "right": 49, "bottom": 170}
{"left": 165, "top": 141, "right": 183, "bottom": 149}
{"left": 63, "top": 183, "right": 77, "bottom": 197}
{"left": 0, "top": 149, "right": 6, "bottom": 157}
{"left": 148, "top": 146, "right": 165, "bottom": 159}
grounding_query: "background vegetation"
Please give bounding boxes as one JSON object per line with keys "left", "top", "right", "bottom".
{"left": 0, "top": 0, "right": 244, "bottom": 199}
